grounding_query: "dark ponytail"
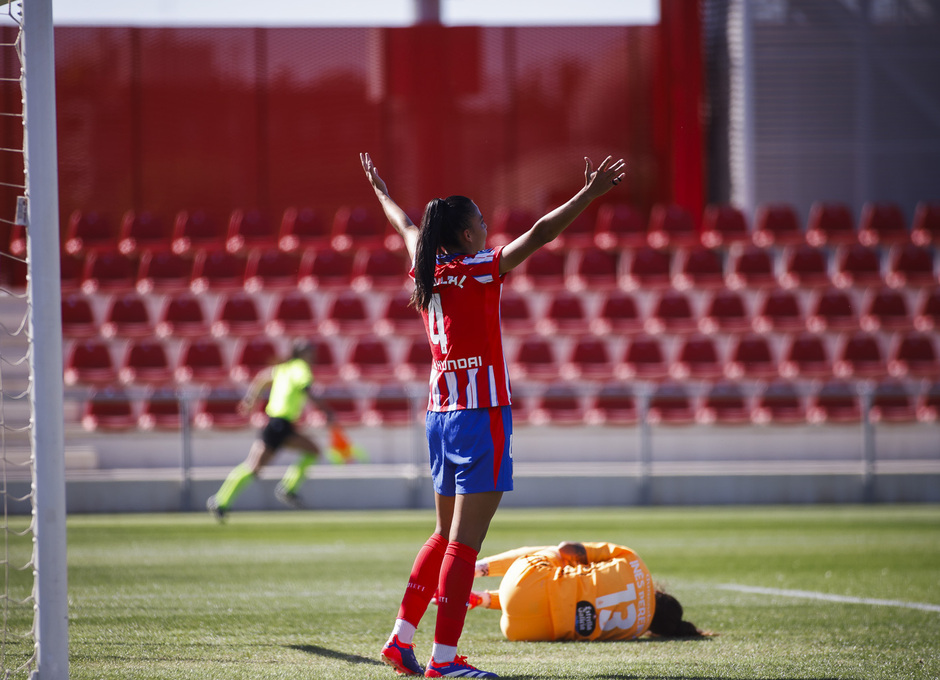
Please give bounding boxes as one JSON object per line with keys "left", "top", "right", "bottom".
{"left": 410, "top": 195, "right": 476, "bottom": 310}
{"left": 648, "top": 590, "right": 708, "bottom": 638}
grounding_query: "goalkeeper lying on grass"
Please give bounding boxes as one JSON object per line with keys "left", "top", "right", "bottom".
{"left": 450, "top": 542, "right": 712, "bottom": 642}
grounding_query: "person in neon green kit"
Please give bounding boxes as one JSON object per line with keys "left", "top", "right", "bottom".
{"left": 207, "top": 339, "right": 335, "bottom": 521}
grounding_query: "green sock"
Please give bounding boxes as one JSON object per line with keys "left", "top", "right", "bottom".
{"left": 215, "top": 464, "right": 256, "bottom": 510}
{"left": 280, "top": 454, "right": 316, "bottom": 495}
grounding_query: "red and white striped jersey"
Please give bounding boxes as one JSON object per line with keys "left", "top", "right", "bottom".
{"left": 412, "top": 247, "right": 512, "bottom": 412}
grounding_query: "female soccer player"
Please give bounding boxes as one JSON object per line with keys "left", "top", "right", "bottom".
{"left": 206, "top": 338, "right": 335, "bottom": 521}
{"left": 467, "top": 542, "right": 710, "bottom": 642}
{"left": 361, "top": 151, "right": 625, "bottom": 677}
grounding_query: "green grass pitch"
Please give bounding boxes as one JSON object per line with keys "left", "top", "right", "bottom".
{"left": 4, "top": 504, "right": 939, "bottom": 679}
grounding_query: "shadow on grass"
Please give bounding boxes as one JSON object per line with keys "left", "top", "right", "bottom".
{"left": 287, "top": 643, "right": 386, "bottom": 667}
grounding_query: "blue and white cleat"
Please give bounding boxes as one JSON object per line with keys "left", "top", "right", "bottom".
{"left": 380, "top": 634, "right": 424, "bottom": 675}
{"left": 424, "top": 655, "right": 498, "bottom": 678}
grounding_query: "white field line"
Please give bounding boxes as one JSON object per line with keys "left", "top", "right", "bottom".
{"left": 718, "top": 584, "right": 940, "bottom": 613}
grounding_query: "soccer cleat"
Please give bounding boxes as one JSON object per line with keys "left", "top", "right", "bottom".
{"left": 275, "top": 484, "right": 305, "bottom": 509}
{"left": 206, "top": 495, "right": 226, "bottom": 523}
{"left": 380, "top": 635, "right": 424, "bottom": 675}
{"left": 424, "top": 655, "right": 498, "bottom": 678}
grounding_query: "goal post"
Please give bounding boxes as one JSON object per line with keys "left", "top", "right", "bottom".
{"left": 22, "top": 0, "right": 69, "bottom": 677}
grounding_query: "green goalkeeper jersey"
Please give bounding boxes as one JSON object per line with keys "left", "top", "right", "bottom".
{"left": 265, "top": 358, "right": 313, "bottom": 421}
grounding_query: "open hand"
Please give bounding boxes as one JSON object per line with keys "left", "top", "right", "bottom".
{"left": 360, "top": 152, "right": 389, "bottom": 196}
{"left": 583, "top": 155, "right": 626, "bottom": 198}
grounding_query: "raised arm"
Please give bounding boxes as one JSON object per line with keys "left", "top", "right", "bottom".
{"left": 360, "top": 152, "right": 419, "bottom": 261}
{"left": 499, "top": 155, "right": 625, "bottom": 275}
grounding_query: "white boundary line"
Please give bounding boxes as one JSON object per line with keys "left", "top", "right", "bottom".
{"left": 718, "top": 584, "right": 940, "bottom": 613}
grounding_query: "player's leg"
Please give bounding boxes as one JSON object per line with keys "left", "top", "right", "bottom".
{"left": 275, "top": 431, "right": 321, "bottom": 507}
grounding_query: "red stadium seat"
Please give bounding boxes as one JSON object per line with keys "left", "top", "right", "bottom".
{"left": 780, "top": 333, "right": 832, "bottom": 379}
{"left": 671, "top": 335, "right": 724, "bottom": 380}
{"left": 529, "top": 385, "right": 585, "bottom": 426}
{"left": 752, "top": 289, "right": 805, "bottom": 333}
{"left": 100, "top": 293, "right": 153, "bottom": 338}
{"left": 547, "top": 211, "right": 595, "bottom": 251}
{"left": 376, "top": 291, "right": 424, "bottom": 337}
{"left": 81, "top": 251, "right": 139, "bottom": 294}
{"left": 726, "top": 245, "right": 777, "bottom": 290}
{"left": 65, "top": 340, "right": 116, "bottom": 386}
{"left": 806, "top": 288, "right": 858, "bottom": 333}
{"left": 752, "top": 203, "right": 803, "bottom": 248}
{"left": 647, "top": 382, "right": 696, "bottom": 425}
{"left": 278, "top": 207, "right": 330, "bottom": 252}
{"left": 808, "top": 381, "right": 861, "bottom": 424}
{"left": 833, "top": 244, "right": 883, "bottom": 289}
{"left": 593, "top": 203, "right": 647, "bottom": 250}
{"left": 858, "top": 201, "right": 909, "bottom": 246}
{"left": 211, "top": 292, "right": 265, "bottom": 337}
{"left": 591, "top": 291, "right": 643, "bottom": 336}
{"left": 243, "top": 249, "right": 303, "bottom": 293}
{"left": 171, "top": 210, "right": 225, "bottom": 255}
{"left": 309, "top": 339, "right": 341, "bottom": 384}
{"left": 156, "top": 293, "right": 209, "bottom": 339}
{"left": 511, "top": 248, "right": 567, "bottom": 292}
{"left": 911, "top": 201, "right": 940, "bottom": 246}
{"left": 780, "top": 245, "right": 831, "bottom": 289}
{"left": 119, "top": 338, "right": 173, "bottom": 385}
{"left": 365, "top": 385, "right": 417, "bottom": 426}
{"left": 61, "top": 294, "right": 97, "bottom": 338}
{"left": 190, "top": 249, "right": 248, "bottom": 293}
{"left": 136, "top": 250, "right": 194, "bottom": 294}
{"left": 321, "top": 291, "right": 373, "bottom": 336}
{"left": 488, "top": 206, "right": 535, "bottom": 247}
{"left": 351, "top": 247, "right": 410, "bottom": 292}
{"left": 725, "top": 334, "right": 778, "bottom": 380}
{"left": 81, "top": 388, "right": 136, "bottom": 431}
{"left": 118, "top": 210, "right": 171, "bottom": 255}
{"left": 500, "top": 289, "right": 538, "bottom": 336}
{"left": 860, "top": 289, "right": 911, "bottom": 332}
{"left": 511, "top": 336, "right": 561, "bottom": 381}
{"left": 806, "top": 202, "right": 857, "bottom": 247}
{"left": 618, "top": 335, "right": 669, "bottom": 380}
{"left": 622, "top": 247, "right": 673, "bottom": 291}
{"left": 230, "top": 337, "right": 278, "bottom": 383}
{"left": 567, "top": 247, "right": 620, "bottom": 292}
{"left": 914, "top": 289, "right": 940, "bottom": 332}
{"left": 585, "top": 385, "right": 637, "bottom": 425}
{"left": 266, "top": 292, "right": 319, "bottom": 337}
{"left": 65, "top": 210, "right": 115, "bottom": 255}
{"left": 194, "top": 386, "right": 249, "bottom": 429}
{"left": 562, "top": 337, "right": 615, "bottom": 381}
{"left": 647, "top": 204, "right": 698, "bottom": 249}
{"left": 175, "top": 338, "right": 229, "bottom": 385}
{"left": 312, "top": 385, "right": 363, "bottom": 427}
{"left": 331, "top": 206, "right": 388, "bottom": 252}
{"left": 298, "top": 248, "right": 356, "bottom": 292}
{"left": 645, "top": 291, "right": 697, "bottom": 335}
{"left": 398, "top": 336, "right": 433, "bottom": 383}
{"left": 869, "top": 380, "right": 917, "bottom": 423}
{"left": 59, "top": 253, "right": 87, "bottom": 294}
{"left": 673, "top": 247, "right": 725, "bottom": 290}
{"left": 539, "top": 291, "right": 589, "bottom": 335}
{"left": 697, "top": 381, "right": 751, "bottom": 425}
{"left": 752, "top": 381, "right": 806, "bottom": 425}
{"left": 225, "top": 208, "right": 276, "bottom": 253}
{"left": 343, "top": 336, "right": 398, "bottom": 382}
{"left": 699, "top": 289, "right": 751, "bottom": 334}
{"left": 833, "top": 332, "right": 886, "bottom": 379}
{"left": 885, "top": 244, "right": 935, "bottom": 289}
{"left": 138, "top": 387, "right": 182, "bottom": 430}
{"left": 701, "top": 204, "right": 749, "bottom": 248}
{"left": 888, "top": 332, "right": 940, "bottom": 378}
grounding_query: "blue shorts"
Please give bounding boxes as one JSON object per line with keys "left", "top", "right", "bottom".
{"left": 426, "top": 406, "right": 514, "bottom": 496}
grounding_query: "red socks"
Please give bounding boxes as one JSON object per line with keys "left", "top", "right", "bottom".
{"left": 397, "top": 533, "right": 448, "bottom": 626}
{"left": 434, "top": 541, "right": 479, "bottom": 647}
